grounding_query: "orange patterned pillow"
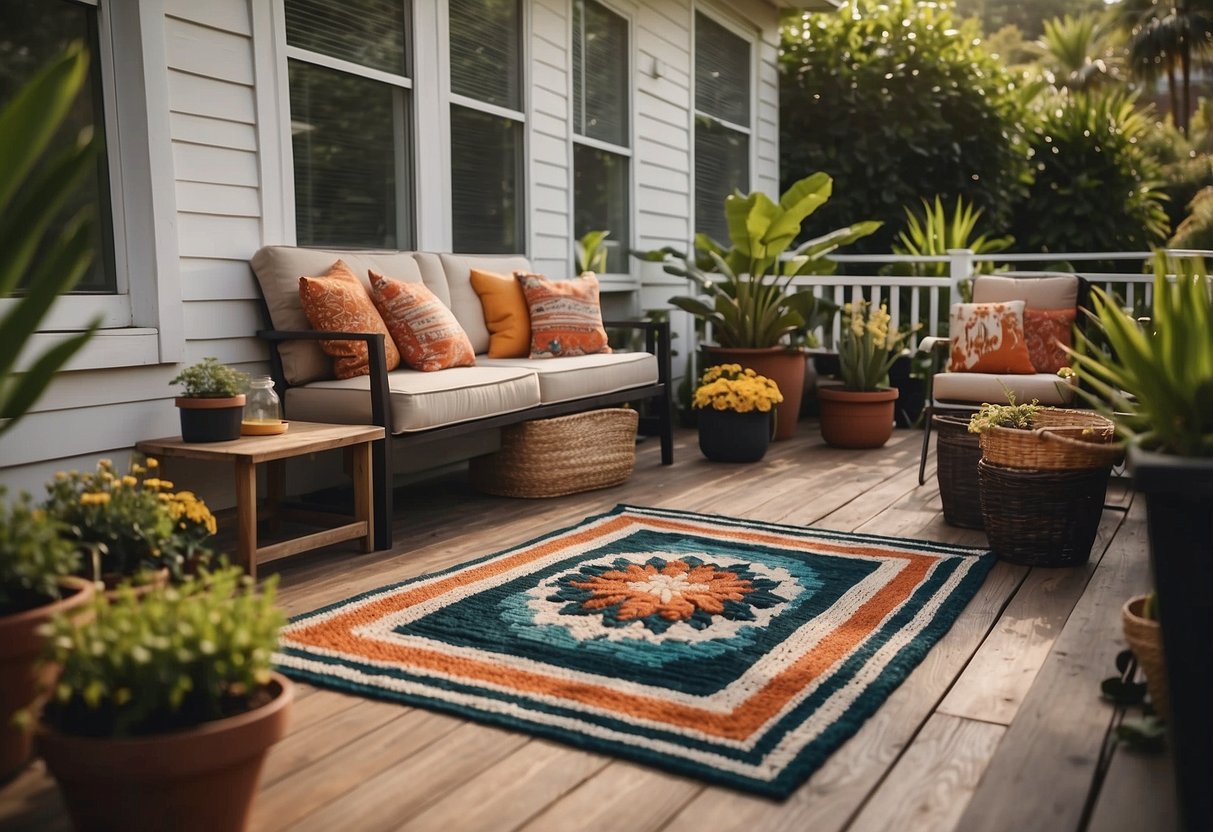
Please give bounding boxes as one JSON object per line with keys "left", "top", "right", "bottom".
{"left": 369, "top": 271, "right": 475, "bottom": 372}
{"left": 1023, "top": 307, "right": 1076, "bottom": 373}
{"left": 298, "top": 260, "right": 401, "bottom": 379}
{"left": 948, "top": 301, "right": 1035, "bottom": 374}
{"left": 469, "top": 268, "right": 530, "bottom": 358}
{"left": 515, "top": 272, "right": 611, "bottom": 358}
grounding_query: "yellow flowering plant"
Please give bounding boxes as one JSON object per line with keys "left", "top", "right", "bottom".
{"left": 692, "top": 364, "right": 784, "bottom": 413}
{"left": 837, "top": 300, "right": 918, "bottom": 392}
{"left": 42, "top": 457, "right": 216, "bottom": 583}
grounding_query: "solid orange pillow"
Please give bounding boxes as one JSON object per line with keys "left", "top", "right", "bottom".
{"left": 298, "top": 260, "right": 401, "bottom": 379}
{"left": 1023, "top": 307, "right": 1076, "bottom": 373}
{"left": 369, "top": 271, "right": 475, "bottom": 372}
{"left": 948, "top": 301, "right": 1035, "bottom": 374}
{"left": 469, "top": 268, "right": 530, "bottom": 358}
{"left": 515, "top": 271, "right": 611, "bottom": 358}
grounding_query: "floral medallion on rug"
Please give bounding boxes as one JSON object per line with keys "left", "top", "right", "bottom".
{"left": 274, "top": 504, "right": 994, "bottom": 798}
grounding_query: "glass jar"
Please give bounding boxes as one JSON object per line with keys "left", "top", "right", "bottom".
{"left": 243, "top": 375, "right": 282, "bottom": 425}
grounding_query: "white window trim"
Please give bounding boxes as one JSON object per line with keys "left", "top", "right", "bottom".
{"left": 568, "top": 0, "right": 635, "bottom": 282}
{"left": 4, "top": 0, "right": 184, "bottom": 370}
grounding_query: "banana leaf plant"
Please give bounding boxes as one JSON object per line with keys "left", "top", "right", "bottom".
{"left": 665, "top": 172, "right": 880, "bottom": 348}
{"left": 574, "top": 229, "right": 610, "bottom": 274}
{"left": 0, "top": 42, "right": 99, "bottom": 438}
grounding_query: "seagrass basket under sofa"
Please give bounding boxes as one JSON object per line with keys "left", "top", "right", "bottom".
{"left": 250, "top": 247, "right": 674, "bottom": 549}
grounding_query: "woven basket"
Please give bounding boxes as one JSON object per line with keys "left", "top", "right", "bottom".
{"left": 469, "top": 408, "right": 639, "bottom": 498}
{"left": 977, "top": 459, "right": 1111, "bottom": 567}
{"left": 1122, "top": 595, "right": 1171, "bottom": 722}
{"left": 979, "top": 408, "right": 1121, "bottom": 471}
{"left": 934, "top": 415, "right": 984, "bottom": 529}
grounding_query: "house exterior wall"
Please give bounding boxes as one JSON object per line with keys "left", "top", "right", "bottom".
{"left": 0, "top": 0, "right": 782, "bottom": 503}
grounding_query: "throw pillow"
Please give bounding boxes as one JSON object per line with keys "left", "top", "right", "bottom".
{"left": 298, "top": 260, "right": 401, "bottom": 379}
{"left": 948, "top": 301, "right": 1036, "bottom": 374}
{"left": 1023, "top": 307, "right": 1076, "bottom": 374}
{"left": 369, "top": 271, "right": 476, "bottom": 372}
{"left": 469, "top": 268, "right": 530, "bottom": 358}
{"left": 515, "top": 271, "right": 611, "bottom": 358}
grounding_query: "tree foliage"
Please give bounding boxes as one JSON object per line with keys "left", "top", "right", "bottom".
{"left": 780, "top": 0, "right": 1031, "bottom": 253}
{"left": 954, "top": 0, "right": 1106, "bottom": 40}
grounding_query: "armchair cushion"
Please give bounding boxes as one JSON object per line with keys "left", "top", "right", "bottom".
{"left": 948, "top": 301, "right": 1035, "bottom": 374}
{"left": 1023, "top": 307, "right": 1076, "bottom": 373}
{"left": 298, "top": 260, "right": 402, "bottom": 379}
{"left": 934, "top": 371, "right": 1076, "bottom": 406}
{"left": 516, "top": 272, "right": 611, "bottom": 358}
{"left": 972, "top": 273, "right": 1078, "bottom": 310}
{"left": 370, "top": 271, "right": 476, "bottom": 372}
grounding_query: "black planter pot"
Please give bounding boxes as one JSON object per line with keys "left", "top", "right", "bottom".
{"left": 175, "top": 395, "right": 245, "bottom": 443}
{"left": 1129, "top": 446, "right": 1213, "bottom": 832}
{"left": 888, "top": 355, "right": 925, "bottom": 428}
{"left": 697, "top": 408, "right": 772, "bottom": 463}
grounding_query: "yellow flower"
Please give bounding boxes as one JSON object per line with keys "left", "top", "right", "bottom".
{"left": 146, "top": 458, "right": 159, "bottom": 468}
{"left": 121, "top": 475, "right": 138, "bottom": 487}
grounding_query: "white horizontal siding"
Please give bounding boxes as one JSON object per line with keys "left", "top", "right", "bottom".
{"left": 170, "top": 112, "right": 258, "bottom": 151}
{"left": 164, "top": 0, "right": 251, "bottom": 36}
{"left": 167, "top": 70, "right": 257, "bottom": 123}
{"left": 176, "top": 181, "right": 261, "bottom": 217}
{"left": 165, "top": 16, "right": 256, "bottom": 85}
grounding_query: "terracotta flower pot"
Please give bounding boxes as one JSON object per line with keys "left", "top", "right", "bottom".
{"left": 37, "top": 672, "right": 293, "bottom": 832}
{"left": 1122, "top": 594, "right": 1170, "bottom": 722}
{"left": 175, "top": 394, "right": 246, "bottom": 443}
{"left": 817, "top": 387, "right": 898, "bottom": 449}
{"left": 704, "top": 346, "right": 805, "bottom": 441}
{"left": 0, "top": 577, "right": 95, "bottom": 780}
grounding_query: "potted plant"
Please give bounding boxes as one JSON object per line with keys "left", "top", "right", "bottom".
{"left": 1067, "top": 251, "right": 1213, "bottom": 830}
{"left": 170, "top": 357, "right": 250, "bottom": 442}
{"left": 35, "top": 566, "right": 292, "bottom": 831}
{"left": 1121, "top": 591, "right": 1169, "bottom": 722}
{"left": 42, "top": 456, "right": 217, "bottom": 588}
{"left": 575, "top": 229, "right": 610, "bottom": 274}
{"left": 0, "top": 491, "right": 94, "bottom": 779}
{"left": 818, "top": 300, "right": 916, "bottom": 449}
{"left": 666, "top": 172, "right": 878, "bottom": 440}
{"left": 692, "top": 364, "right": 783, "bottom": 463}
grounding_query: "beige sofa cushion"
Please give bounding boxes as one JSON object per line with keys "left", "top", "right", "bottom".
{"left": 934, "top": 371, "right": 1076, "bottom": 406}
{"left": 284, "top": 365, "right": 541, "bottom": 434}
{"left": 972, "top": 273, "right": 1078, "bottom": 310}
{"left": 478, "top": 352, "right": 657, "bottom": 403}
{"left": 438, "top": 253, "right": 532, "bottom": 354}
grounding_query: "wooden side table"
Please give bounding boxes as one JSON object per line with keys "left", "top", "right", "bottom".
{"left": 136, "top": 422, "right": 386, "bottom": 578}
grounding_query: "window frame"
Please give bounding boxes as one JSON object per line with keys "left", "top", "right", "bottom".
{"left": 569, "top": 0, "right": 634, "bottom": 279}
{"left": 1, "top": 0, "right": 184, "bottom": 370}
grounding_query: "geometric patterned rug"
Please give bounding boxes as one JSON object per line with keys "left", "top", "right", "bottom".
{"left": 274, "top": 504, "right": 994, "bottom": 798}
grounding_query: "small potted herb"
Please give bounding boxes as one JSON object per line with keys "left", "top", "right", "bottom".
{"left": 169, "top": 357, "right": 250, "bottom": 442}
{"left": 35, "top": 566, "right": 292, "bottom": 831}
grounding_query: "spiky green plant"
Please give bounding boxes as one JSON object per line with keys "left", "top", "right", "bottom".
{"left": 890, "top": 195, "right": 1013, "bottom": 278}
{"left": 574, "top": 229, "right": 610, "bottom": 274}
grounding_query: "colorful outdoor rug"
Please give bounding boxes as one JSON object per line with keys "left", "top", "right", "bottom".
{"left": 274, "top": 505, "right": 994, "bottom": 797}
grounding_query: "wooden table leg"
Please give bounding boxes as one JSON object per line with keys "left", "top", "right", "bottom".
{"left": 266, "top": 459, "right": 286, "bottom": 535}
{"left": 235, "top": 458, "right": 258, "bottom": 579}
{"left": 352, "top": 440, "right": 374, "bottom": 552}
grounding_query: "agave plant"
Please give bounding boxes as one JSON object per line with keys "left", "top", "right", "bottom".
{"left": 889, "top": 195, "right": 1013, "bottom": 279}
{"left": 0, "top": 42, "right": 100, "bottom": 438}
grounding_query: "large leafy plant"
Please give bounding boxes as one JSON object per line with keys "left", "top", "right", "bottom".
{"left": 666, "top": 172, "right": 878, "bottom": 348}
{"left": 0, "top": 42, "right": 100, "bottom": 439}
{"left": 1068, "top": 252, "right": 1213, "bottom": 457}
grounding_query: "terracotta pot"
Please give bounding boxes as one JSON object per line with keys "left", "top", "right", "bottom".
{"left": 817, "top": 387, "right": 899, "bottom": 449}
{"left": 37, "top": 672, "right": 293, "bottom": 832}
{"left": 704, "top": 346, "right": 805, "bottom": 440}
{"left": 0, "top": 577, "right": 95, "bottom": 780}
{"left": 1122, "top": 595, "right": 1170, "bottom": 722}
{"left": 697, "top": 408, "right": 773, "bottom": 463}
{"left": 175, "top": 394, "right": 246, "bottom": 443}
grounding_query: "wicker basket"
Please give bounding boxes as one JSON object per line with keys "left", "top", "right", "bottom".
{"left": 935, "top": 414, "right": 984, "bottom": 529}
{"left": 469, "top": 408, "right": 639, "bottom": 498}
{"left": 979, "top": 408, "right": 1121, "bottom": 471}
{"left": 977, "top": 459, "right": 1111, "bottom": 567}
{"left": 1122, "top": 595, "right": 1171, "bottom": 722}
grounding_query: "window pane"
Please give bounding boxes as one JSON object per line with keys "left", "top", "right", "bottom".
{"left": 574, "top": 145, "right": 628, "bottom": 273}
{"left": 451, "top": 105, "right": 523, "bottom": 253}
{"left": 285, "top": 0, "right": 409, "bottom": 77}
{"left": 573, "top": 0, "right": 628, "bottom": 147}
{"left": 449, "top": 0, "right": 522, "bottom": 111}
{"left": 0, "top": 0, "right": 116, "bottom": 293}
{"left": 695, "top": 12, "right": 749, "bottom": 126}
{"left": 290, "top": 60, "right": 413, "bottom": 249}
{"left": 695, "top": 116, "right": 749, "bottom": 245}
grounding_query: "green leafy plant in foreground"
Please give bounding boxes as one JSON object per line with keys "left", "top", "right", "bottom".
{"left": 0, "top": 489, "right": 81, "bottom": 615}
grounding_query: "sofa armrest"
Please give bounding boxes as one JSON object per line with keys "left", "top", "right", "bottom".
{"left": 603, "top": 319, "right": 672, "bottom": 387}
{"left": 257, "top": 329, "right": 391, "bottom": 432}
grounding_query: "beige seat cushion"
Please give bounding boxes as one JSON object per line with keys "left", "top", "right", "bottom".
{"left": 437, "top": 253, "right": 533, "bottom": 354}
{"left": 477, "top": 352, "right": 657, "bottom": 403}
{"left": 284, "top": 365, "right": 541, "bottom": 434}
{"left": 934, "top": 371, "right": 1076, "bottom": 406}
{"left": 972, "top": 273, "right": 1078, "bottom": 310}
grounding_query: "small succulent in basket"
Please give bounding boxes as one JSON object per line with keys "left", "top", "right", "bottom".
{"left": 42, "top": 457, "right": 216, "bottom": 585}
{"left": 169, "top": 357, "right": 250, "bottom": 398}
{"left": 692, "top": 364, "right": 784, "bottom": 413}
{"left": 967, "top": 396, "right": 1043, "bottom": 434}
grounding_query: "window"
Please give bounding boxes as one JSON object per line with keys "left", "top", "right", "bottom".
{"left": 0, "top": 0, "right": 116, "bottom": 294}
{"left": 694, "top": 11, "right": 751, "bottom": 245}
{"left": 284, "top": 0, "right": 414, "bottom": 249}
{"left": 572, "top": 0, "right": 629, "bottom": 273}
{"left": 448, "top": 0, "right": 525, "bottom": 254}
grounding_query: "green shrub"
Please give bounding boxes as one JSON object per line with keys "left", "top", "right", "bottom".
{"left": 0, "top": 489, "right": 80, "bottom": 615}
{"left": 169, "top": 357, "right": 249, "bottom": 398}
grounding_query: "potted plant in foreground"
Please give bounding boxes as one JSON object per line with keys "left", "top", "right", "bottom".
{"left": 666, "top": 172, "right": 878, "bottom": 440}
{"left": 170, "top": 357, "right": 250, "bottom": 442}
{"left": 1067, "top": 251, "right": 1213, "bottom": 831}
{"left": 818, "top": 299, "right": 915, "bottom": 449}
{"left": 692, "top": 364, "right": 783, "bottom": 463}
{"left": 35, "top": 566, "right": 292, "bottom": 831}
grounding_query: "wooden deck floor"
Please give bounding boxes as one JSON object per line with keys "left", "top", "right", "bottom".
{"left": 0, "top": 423, "right": 1181, "bottom": 831}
